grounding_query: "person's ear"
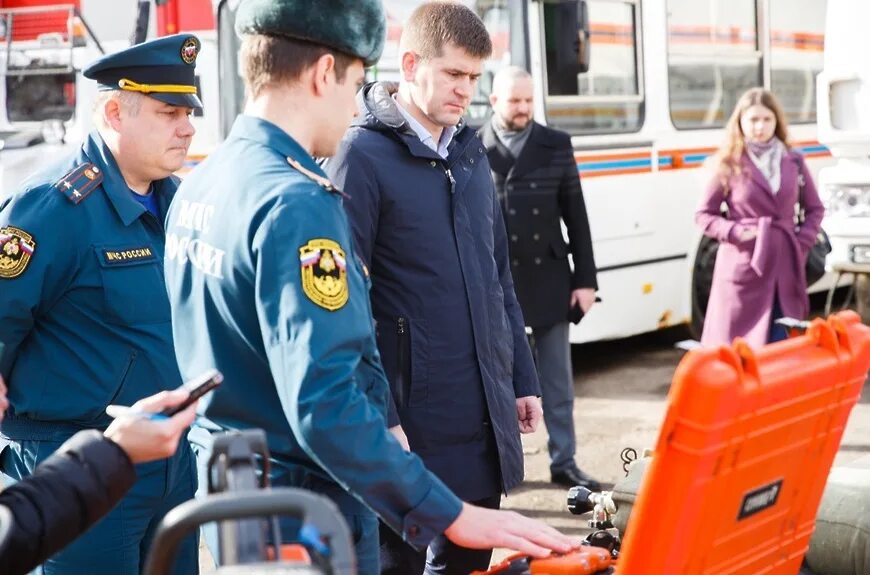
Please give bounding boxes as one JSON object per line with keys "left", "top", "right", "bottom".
{"left": 400, "top": 51, "right": 418, "bottom": 82}
{"left": 489, "top": 93, "right": 498, "bottom": 107}
{"left": 104, "top": 97, "right": 123, "bottom": 132}
{"left": 311, "top": 53, "right": 336, "bottom": 97}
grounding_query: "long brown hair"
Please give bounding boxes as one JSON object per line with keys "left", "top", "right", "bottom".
{"left": 711, "top": 88, "right": 791, "bottom": 188}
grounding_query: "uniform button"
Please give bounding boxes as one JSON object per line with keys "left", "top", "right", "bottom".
{"left": 430, "top": 161, "right": 437, "bottom": 167}
{"left": 408, "top": 525, "right": 420, "bottom": 537}
{"left": 506, "top": 184, "right": 513, "bottom": 191}
{"left": 512, "top": 259, "right": 519, "bottom": 267}
{"left": 479, "top": 147, "right": 484, "bottom": 153}
{"left": 533, "top": 233, "right": 540, "bottom": 241}
{"left": 532, "top": 208, "right": 540, "bottom": 215}
{"left": 511, "top": 234, "right": 518, "bottom": 242}
{"left": 509, "top": 209, "right": 516, "bottom": 215}
{"left": 530, "top": 182, "right": 537, "bottom": 189}
{"left": 469, "top": 158, "right": 475, "bottom": 164}
{"left": 535, "top": 257, "right": 542, "bottom": 265}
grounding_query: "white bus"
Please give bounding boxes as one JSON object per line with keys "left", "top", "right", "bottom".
{"left": 211, "top": 0, "right": 831, "bottom": 343}
{"left": 815, "top": 0, "right": 870, "bottom": 320}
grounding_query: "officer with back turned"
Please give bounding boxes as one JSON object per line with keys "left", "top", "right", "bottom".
{"left": 163, "top": 1, "right": 579, "bottom": 574}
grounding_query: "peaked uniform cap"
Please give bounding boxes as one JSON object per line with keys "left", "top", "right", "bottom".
{"left": 234, "top": 0, "right": 386, "bottom": 67}
{"left": 82, "top": 34, "right": 203, "bottom": 109}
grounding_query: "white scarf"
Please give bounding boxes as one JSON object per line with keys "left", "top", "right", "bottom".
{"left": 746, "top": 138, "right": 785, "bottom": 194}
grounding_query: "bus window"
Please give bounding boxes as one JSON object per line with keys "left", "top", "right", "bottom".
{"left": 667, "top": 0, "right": 761, "bottom": 129}
{"left": 542, "top": 0, "right": 643, "bottom": 135}
{"left": 769, "top": 0, "right": 826, "bottom": 125}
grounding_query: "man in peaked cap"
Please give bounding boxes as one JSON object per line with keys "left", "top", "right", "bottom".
{"left": 164, "top": 1, "right": 578, "bottom": 574}
{"left": 0, "top": 34, "right": 201, "bottom": 574}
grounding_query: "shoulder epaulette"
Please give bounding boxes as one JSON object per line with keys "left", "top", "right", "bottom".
{"left": 287, "top": 157, "right": 349, "bottom": 199}
{"left": 53, "top": 163, "right": 103, "bottom": 205}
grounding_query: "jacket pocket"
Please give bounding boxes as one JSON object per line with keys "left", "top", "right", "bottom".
{"left": 94, "top": 349, "right": 137, "bottom": 421}
{"left": 94, "top": 245, "right": 171, "bottom": 325}
{"left": 375, "top": 316, "right": 429, "bottom": 410}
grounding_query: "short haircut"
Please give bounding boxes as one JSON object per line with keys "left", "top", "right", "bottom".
{"left": 91, "top": 90, "right": 143, "bottom": 127}
{"left": 492, "top": 65, "right": 532, "bottom": 96}
{"left": 400, "top": 1, "right": 492, "bottom": 60}
{"left": 241, "top": 34, "right": 357, "bottom": 99}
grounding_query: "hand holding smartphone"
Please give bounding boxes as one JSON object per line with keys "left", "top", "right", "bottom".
{"left": 106, "top": 369, "right": 223, "bottom": 420}
{"left": 160, "top": 369, "right": 223, "bottom": 416}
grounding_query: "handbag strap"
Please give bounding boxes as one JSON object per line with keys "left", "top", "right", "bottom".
{"left": 794, "top": 156, "right": 806, "bottom": 226}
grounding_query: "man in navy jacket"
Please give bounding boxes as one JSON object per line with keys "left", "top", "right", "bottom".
{"left": 325, "top": 3, "right": 541, "bottom": 573}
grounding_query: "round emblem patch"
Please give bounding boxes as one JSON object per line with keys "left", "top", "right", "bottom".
{"left": 180, "top": 36, "right": 199, "bottom": 65}
{"left": 0, "top": 226, "right": 36, "bottom": 279}
{"left": 299, "top": 238, "right": 348, "bottom": 311}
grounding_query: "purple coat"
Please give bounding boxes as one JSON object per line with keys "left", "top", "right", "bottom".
{"left": 696, "top": 150, "right": 824, "bottom": 348}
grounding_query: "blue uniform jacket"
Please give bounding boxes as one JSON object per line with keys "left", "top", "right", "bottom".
{"left": 0, "top": 131, "right": 183, "bottom": 437}
{"left": 163, "top": 115, "right": 462, "bottom": 548}
{"left": 325, "top": 83, "right": 540, "bottom": 500}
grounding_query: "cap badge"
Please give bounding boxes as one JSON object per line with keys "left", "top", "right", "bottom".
{"left": 180, "top": 37, "right": 199, "bottom": 65}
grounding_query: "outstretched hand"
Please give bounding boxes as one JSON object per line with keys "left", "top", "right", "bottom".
{"left": 444, "top": 503, "right": 581, "bottom": 558}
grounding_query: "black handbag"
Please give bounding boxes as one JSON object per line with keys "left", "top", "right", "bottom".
{"left": 795, "top": 159, "right": 831, "bottom": 286}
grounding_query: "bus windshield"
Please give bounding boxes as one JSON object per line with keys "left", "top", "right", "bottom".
{"left": 217, "top": 0, "right": 513, "bottom": 136}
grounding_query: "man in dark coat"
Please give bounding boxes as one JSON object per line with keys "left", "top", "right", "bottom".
{"left": 481, "top": 66, "right": 602, "bottom": 490}
{"left": 0, "top": 375, "right": 198, "bottom": 575}
{"left": 324, "top": 4, "right": 541, "bottom": 574}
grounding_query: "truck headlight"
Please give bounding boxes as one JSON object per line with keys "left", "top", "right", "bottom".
{"left": 822, "top": 185, "right": 870, "bottom": 217}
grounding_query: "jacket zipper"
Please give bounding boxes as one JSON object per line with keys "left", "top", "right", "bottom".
{"left": 445, "top": 167, "right": 456, "bottom": 195}
{"left": 396, "top": 316, "right": 410, "bottom": 407}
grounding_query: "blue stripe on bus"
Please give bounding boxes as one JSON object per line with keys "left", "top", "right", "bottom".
{"left": 578, "top": 158, "right": 652, "bottom": 171}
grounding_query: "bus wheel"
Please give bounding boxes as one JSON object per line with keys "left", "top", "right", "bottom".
{"left": 856, "top": 273, "right": 870, "bottom": 325}
{"left": 690, "top": 236, "right": 719, "bottom": 339}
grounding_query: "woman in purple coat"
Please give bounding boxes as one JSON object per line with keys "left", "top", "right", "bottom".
{"left": 696, "top": 88, "right": 824, "bottom": 348}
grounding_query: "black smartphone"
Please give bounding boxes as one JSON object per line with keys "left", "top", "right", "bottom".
{"left": 568, "top": 296, "right": 602, "bottom": 324}
{"left": 161, "top": 369, "right": 223, "bottom": 416}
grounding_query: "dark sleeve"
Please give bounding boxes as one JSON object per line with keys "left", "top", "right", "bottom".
{"left": 324, "top": 138, "right": 402, "bottom": 427}
{"left": 492, "top": 181, "right": 540, "bottom": 399}
{"left": 0, "top": 431, "right": 135, "bottom": 575}
{"left": 556, "top": 137, "right": 598, "bottom": 290}
{"left": 252, "top": 195, "right": 462, "bottom": 548}
{"left": 0, "top": 187, "right": 81, "bottom": 377}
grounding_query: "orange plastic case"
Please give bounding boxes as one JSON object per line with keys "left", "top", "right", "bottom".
{"left": 477, "top": 547, "right": 613, "bottom": 575}
{"left": 618, "top": 311, "right": 870, "bottom": 574}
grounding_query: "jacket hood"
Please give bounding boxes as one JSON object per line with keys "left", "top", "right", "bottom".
{"left": 354, "top": 81, "right": 466, "bottom": 138}
{"left": 354, "top": 81, "right": 409, "bottom": 134}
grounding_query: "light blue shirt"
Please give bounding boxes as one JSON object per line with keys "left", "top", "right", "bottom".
{"left": 393, "top": 95, "right": 457, "bottom": 159}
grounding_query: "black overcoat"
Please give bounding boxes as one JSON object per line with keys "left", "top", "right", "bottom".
{"left": 481, "top": 122, "right": 598, "bottom": 328}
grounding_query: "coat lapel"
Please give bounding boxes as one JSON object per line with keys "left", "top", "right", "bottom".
{"left": 742, "top": 153, "right": 774, "bottom": 197}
